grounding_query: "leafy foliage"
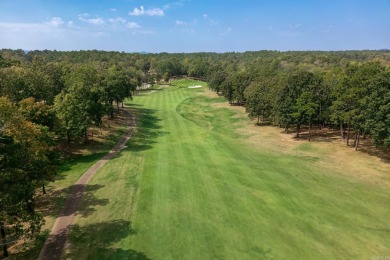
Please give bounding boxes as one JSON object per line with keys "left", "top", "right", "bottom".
{"left": 0, "top": 97, "right": 55, "bottom": 238}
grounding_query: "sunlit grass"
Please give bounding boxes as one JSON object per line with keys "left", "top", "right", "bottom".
{"left": 64, "top": 79, "right": 390, "bottom": 259}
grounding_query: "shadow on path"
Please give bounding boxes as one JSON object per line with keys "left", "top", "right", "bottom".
{"left": 38, "top": 108, "right": 136, "bottom": 260}
{"left": 66, "top": 220, "right": 150, "bottom": 259}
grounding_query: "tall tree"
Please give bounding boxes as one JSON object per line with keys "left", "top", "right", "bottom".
{"left": 244, "top": 79, "right": 273, "bottom": 123}
{"left": 208, "top": 70, "right": 227, "bottom": 95}
{"left": 0, "top": 97, "right": 55, "bottom": 240}
{"left": 277, "top": 70, "right": 321, "bottom": 137}
{"left": 103, "top": 65, "right": 137, "bottom": 117}
{"left": 365, "top": 71, "right": 390, "bottom": 147}
{"left": 331, "top": 62, "right": 384, "bottom": 148}
{"left": 55, "top": 64, "right": 105, "bottom": 143}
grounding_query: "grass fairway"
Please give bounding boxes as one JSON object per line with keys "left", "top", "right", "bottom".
{"left": 65, "top": 79, "right": 390, "bottom": 259}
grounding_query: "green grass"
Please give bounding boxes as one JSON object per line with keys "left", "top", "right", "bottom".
{"left": 9, "top": 111, "right": 129, "bottom": 259}
{"left": 65, "top": 79, "right": 390, "bottom": 259}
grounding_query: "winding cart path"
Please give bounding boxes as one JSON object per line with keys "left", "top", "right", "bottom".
{"left": 38, "top": 108, "right": 136, "bottom": 260}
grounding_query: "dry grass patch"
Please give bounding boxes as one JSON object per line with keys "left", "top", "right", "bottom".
{"left": 203, "top": 90, "right": 390, "bottom": 188}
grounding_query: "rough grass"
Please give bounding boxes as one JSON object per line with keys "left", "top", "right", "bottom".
{"left": 62, "top": 79, "right": 390, "bottom": 259}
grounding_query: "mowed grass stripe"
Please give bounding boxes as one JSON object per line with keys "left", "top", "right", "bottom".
{"left": 158, "top": 86, "right": 203, "bottom": 257}
{"left": 66, "top": 79, "right": 390, "bottom": 260}
{"left": 170, "top": 100, "right": 209, "bottom": 257}
{"left": 172, "top": 88, "right": 224, "bottom": 257}
{"left": 131, "top": 86, "right": 183, "bottom": 256}
{"left": 174, "top": 88, "right": 269, "bottom": 257}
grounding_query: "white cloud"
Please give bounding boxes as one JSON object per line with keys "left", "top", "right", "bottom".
{"left": 203, "top": 14, "right": 208, "bottom": 19}
{"left": 78, "top": 14, "right": 105, "bottom": 25}
{"left": 88, "top": 18, "right": 105, "bottom": 25}
{"left": 175, "top": 20, "right": 186, "bottom": 25}
{"left": 47, "top": 17, "right": 64, "bottom": 27}
{"left": 175, "top": 19, "right": 197, "bottom": 27}
{"left": 129, "top": 6, "right": 165, "bottom": 16}
{"left": 109, "top": 17, "right": 127, "bottom": 24}
{"left": 110, "top": 8, "right": 117, "bottom": 12}
{"left": 0, "top": 17, "right": 65, "bottom": 32}
{"left": 127, "top": 22, "right": 141, "bottom": 29}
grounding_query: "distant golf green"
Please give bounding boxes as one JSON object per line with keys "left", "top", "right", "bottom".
{"left": 66, "top": 79, "right": 390, "bottom": 259}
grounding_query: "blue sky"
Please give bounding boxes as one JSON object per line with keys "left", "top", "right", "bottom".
{"left": 0, "top": 0, "right": 389, "bottom": 52}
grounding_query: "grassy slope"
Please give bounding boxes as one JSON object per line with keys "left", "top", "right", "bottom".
{"left": 66, "top": 79, "right": 390, "bottom": 260}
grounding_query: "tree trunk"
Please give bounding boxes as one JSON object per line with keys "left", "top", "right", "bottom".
{"left": 355, "top": 129, "right": 360, "bottom": 151}
{"left": 117, "top": 101, "right": 120, "bottom": 114}
{"left": 121, "top": 102, "right": 124, "bottom": 108}
{"left": 110, "top": 101, "right": 114, "bottom": 118}
{"left": 42, "top": 183, "right": 46, "bottom": 194}
{"left": 66, "top": 131, "right": 71, "bottom": 145}
{"left": 346, "top": 124, "right": 350, "bottom": 146}
{"left": 308, "top": 117, "right": 312, "bottom": 141}
{"left": 84, "top": 130, "right": 88, "bottom": 143}
{"left": 25, "top": 198, "right": 34, "bottom": 214}
{"left": 318, "top": 102, "right": 322, "bottom": 130}
{"left": 296, "top": 124, "right": 300, "bottom": 138}
{"left": 340, "top": 122, "right": 344, "bottom": 139}
{"left": 257, "top": 116, "right": 260, "bottom": 124}
{"left": 0, "top": 222, "right": 8, "bottom": 257}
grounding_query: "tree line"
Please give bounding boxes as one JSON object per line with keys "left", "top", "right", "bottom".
{"left": 208, "top": 60, "right": 390, "bottom": 149}
{"left": 0, "top": 54, "right": 138, "bottom": 246}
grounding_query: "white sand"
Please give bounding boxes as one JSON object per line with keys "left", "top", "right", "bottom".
{"left": 188, "top": 85, "right": 203, "bottom": 89}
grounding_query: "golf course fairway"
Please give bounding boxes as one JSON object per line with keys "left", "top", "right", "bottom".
{"left": 64, "top": 79, "right": 390, "bottom": 259}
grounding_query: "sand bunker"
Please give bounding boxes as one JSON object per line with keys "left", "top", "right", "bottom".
{"left": 188, "top": 85, "right": 203, "bottom": 89}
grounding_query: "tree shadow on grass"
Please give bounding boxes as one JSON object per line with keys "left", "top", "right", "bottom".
{"left": 37, "top": 184, "right": 108, "bottom": 219}
{"left": 255, "top": 121, "right": 272, "bottom": 126}
{"left": 359, "top": 144, "right": 390, "bottom": 164}
{"left": 123, "top": 105, "right": 169, "bottom": 153}
{"left": 5, "top": 230, "right": 49, "bottom": 260}
{"left": 75, "top": 184, "right": 109, "bottom": 218}
{"left": 66, "top": 220, "right": 150, "bottom": 259}
{"left": 283, "top": 126, "right": 390, "bottom": 163}
{"left": 54, "top": 152, "right": 108, "bottom": 181}
{"left": 361, "top": 226, "right": 390, "bottom": 233}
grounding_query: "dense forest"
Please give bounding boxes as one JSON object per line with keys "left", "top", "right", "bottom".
{"left": 1, "top": 48, "right": 389, "bottom": 248}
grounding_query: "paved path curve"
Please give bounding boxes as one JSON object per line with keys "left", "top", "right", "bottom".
{"left": 38, "top": 108, "right": 136, "bottom": 260}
